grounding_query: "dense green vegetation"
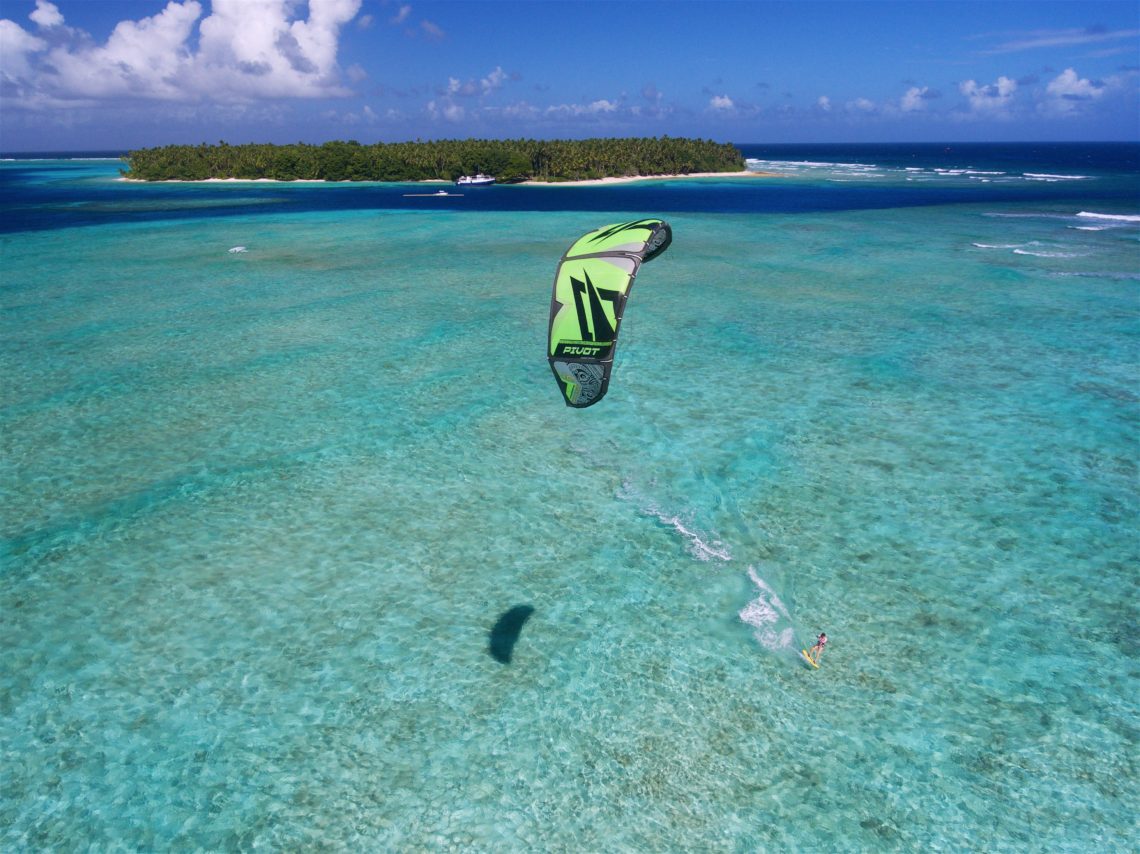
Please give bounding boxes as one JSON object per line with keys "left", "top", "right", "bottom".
{"left": 121, "top": 137, "right": 744, "bottom": 182}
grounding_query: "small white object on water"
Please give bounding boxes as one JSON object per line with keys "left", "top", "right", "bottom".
{"left": 228, "top": 246, "right": 247, "bottom": 253}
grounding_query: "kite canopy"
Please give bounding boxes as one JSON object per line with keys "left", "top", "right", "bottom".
{"left": 547, "top": 218, "right": 673, "bottom": 408}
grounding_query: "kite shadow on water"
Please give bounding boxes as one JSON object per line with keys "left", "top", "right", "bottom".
{"left": 488, "top": 605, "right": 535, "bottom": 664}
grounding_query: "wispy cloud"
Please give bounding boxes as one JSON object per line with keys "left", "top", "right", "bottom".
{"left": 546, "top": 98, "right": 619, "bottom": 117}
{"left": 426, "top": 98, "right": 464, "bottom": 122}
{"left": 389, "top": 4, "right": 411, "bottom": 26}
{"left": 981, "top": 26, "right": 1140, "bottom": 55}
{"left": 384, "top": 2, "right": 444, "bottom": 40}
{"left": 323, "top": 103, "right": 379, "bottom": 124}
{"left": 442, "top": 66, "right": 509, "bottom": 98}
{"left": 426, "top": 66, "right": 518, "bottom": 126}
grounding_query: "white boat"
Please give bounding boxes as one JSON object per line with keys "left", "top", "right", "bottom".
{"left": 403, "top": 190, "right": 463, "bottom": 197}
{"left": 456, "top": 173, "right": 495, "bottom": 186}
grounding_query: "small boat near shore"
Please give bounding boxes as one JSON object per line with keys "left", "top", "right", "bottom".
{"left": 403, "top": 190, "right": 464, "bottom": 197}
{"left": 456, "top": 173, "right": 495, "bottom": 187}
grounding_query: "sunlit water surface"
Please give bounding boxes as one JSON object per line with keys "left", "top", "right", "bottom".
{"left": 2, "top": 148, "right": 1137, "bottom": 851}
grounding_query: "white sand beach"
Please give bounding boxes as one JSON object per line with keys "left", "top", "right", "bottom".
{"left": 118, "top": 170, "right": 777, "bottom": 185}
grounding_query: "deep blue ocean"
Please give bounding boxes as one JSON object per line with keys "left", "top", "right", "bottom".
{"left": 1, "top": 143, "right": 1137, "bottom": 851}
{"left": 3, "top": 143, "right": 1139, "bottom": 232}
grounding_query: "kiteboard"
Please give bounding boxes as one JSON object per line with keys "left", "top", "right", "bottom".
{"left": 801, "top": 649, "right": 819, "bottom": 669}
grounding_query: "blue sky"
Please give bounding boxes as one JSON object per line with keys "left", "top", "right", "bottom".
{"left": 1, "top": 0, "right": 1137, "bottom": 150}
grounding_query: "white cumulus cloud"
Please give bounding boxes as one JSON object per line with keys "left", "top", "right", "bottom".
{"left": 1044, "top": 67, "right": 1098, "bottom": 102}
{"left": 481, "top": 66, "right": 507, "bottom": 95}
{"left": 0, "top": 19, "right": 47, "bottom": 81}
{"left": 47, "top": 0, "right": 202, "bottom": 101}
{"left": 0, "top": 0, "right": 363, "bottom": 108}
{"left": 959, "top": 75, "right": 1017, "bottom": 116}
{"left": 1038, "top": 67, "right": 1133, "bottom": 120}
{"left": 29, "top": 0, "right": 64, "bottom": 28}
{"left": 709, "top": 94, "right": 734, "bottom": 111}
{"left": 900, "top": 86, "right": 928, "bottom": 112}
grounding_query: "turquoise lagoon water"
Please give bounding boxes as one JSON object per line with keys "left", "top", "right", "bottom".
{"left": 1, "top": 148, "right": 1138, "bottom": 850}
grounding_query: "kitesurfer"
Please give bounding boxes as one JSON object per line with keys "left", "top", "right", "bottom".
{"left": 808, "top": 632, "right": 827, "bottom": 665}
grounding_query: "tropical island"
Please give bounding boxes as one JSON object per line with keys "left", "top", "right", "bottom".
{"left": 120, "top": 137, "right": 746, "bottom": 183}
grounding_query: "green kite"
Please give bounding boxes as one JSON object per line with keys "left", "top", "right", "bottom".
{"left": 547, "top": 219, "right": 673, "bottom": 408}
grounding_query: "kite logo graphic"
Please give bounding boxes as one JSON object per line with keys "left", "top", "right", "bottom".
{"left": 569, "top": 270, "right": 620, "bottom": 342}
{"left": 552, "top": 360, "right": 604, "bottom": 405}
{"left": 561, "top": 345, "right": 604, "bottom": 356}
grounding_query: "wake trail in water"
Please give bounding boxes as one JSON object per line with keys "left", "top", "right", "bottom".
{"left": 617, "top": 474, "right": 803, "bottom": 658}
{"left": 617, "top": 477, "right": 732, "bottom": 562}
{"left": 739, "top": 565, "right": 798, "bottom": 654}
